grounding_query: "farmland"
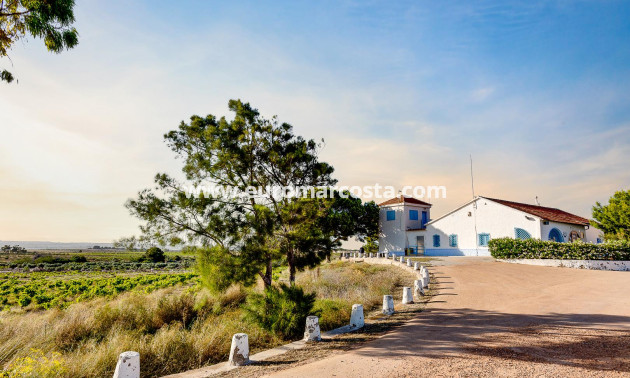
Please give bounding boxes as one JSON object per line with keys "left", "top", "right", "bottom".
{"left": 0, "top": 255, "right": 417, "bottom": 377}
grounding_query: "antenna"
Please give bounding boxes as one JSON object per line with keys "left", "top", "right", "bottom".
{"left": 470, "top": 155, "right": 479, "bottom": 256}
{"left": 535, "top": 196, "right": 540, "bottom": 206}
{"left": 470, "top": 154, "right": 476, "bottom": 199}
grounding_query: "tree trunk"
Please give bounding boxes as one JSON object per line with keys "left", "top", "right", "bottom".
{"left": 288, "top": 250, "right": 296, "bottom": 285}
{"left": 261, "top": 257, "right": 273, "bottom": 289}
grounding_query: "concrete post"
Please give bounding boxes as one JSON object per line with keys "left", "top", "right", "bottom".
{"left": 113, "top": 351, "right": 140, "bottom": 378}
{"left": 414, "top": 262, "right": 420, "bottom": 270}
{"left": 423, "top": 271, "right": 429, "bottom": 288}
{"left": 228, "top": 333, "right": 249, "bottom": 366}
{"left": 402, "top": 287, "right": 413, "bottom": 304}
{"left": 382, "top": 295, "right": 395, "bottom": 315}
{"left": 303, "top": 315, "right": 321, "bottom": 342}
{"left": 414, "top": 279, "right": 425, "bottom": 296}
{"left": 350, "top": 304, "right": 364, "bottom": 328}
{"left": 399, "top": 256, "right": 405, "bottom": 263}
{"left": 407, "top": 259, "right": 413, "bottom": 267}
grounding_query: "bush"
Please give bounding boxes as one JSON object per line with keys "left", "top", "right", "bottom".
{"left": 144, "top": 247, "right": 166, "bottom": 263}
{"left": 243, "top": 284, "right": 317, "bottom": 339}
{"left": 489, "top": 237, "right": 630, "bottom": 260}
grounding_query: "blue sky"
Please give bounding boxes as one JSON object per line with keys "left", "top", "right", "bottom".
{"left": 0, "top": 0, "right": 629, "bottom": 242}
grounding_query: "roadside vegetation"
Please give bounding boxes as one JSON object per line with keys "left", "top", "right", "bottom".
{"left": 489, "top": 237, "right": 630, "bottom": 260}
{"left": 0, "top": 261, "right": 411, "bottom": 377}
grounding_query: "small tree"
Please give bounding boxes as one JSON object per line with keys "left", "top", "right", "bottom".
{"left": 592, "top": 189, "right": 630, "bottom": 241}
{"left": 144, "top": 247, "right": 165, "bottom": 263}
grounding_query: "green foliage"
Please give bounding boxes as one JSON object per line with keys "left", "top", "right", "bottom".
{"left": 592, "top": 189, "right": 630, "bottom": 241}
{"left": 243, "top": 284, "right": 318, "bottom": 339}
{"left": 489, "top": 237, "right": 630, "bottom": 260}
{"left": 143, "top": 247, "right": 166, "bottom": 262}
{"left": 1, "top": 0, "right": 79, "bottom": 83}
{"left": 362, "top": 236, "right": 379, "bottom": 254}
{"left": 0, "top": 272, "right": 197, "bottom": 310}
{"left": 195, "top": 245, "right": 262, "bottom": 293}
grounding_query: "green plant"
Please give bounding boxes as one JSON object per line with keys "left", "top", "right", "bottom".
{"left": 489, "top": 237, "right": 630, "bottom": 260}
{"left": 144, "top": 247, "right": 165, "bottom": 263}
{"left": 243, "top": 284, "right": 317, "bottom": 339}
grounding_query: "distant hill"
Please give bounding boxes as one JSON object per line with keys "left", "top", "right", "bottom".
{"left": 0, "top": 241, "right": 114, "bottom": 250}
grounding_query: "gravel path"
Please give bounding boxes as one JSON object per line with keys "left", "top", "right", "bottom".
{"left": 265, "top": 257, "right": 630, "bottom": 377}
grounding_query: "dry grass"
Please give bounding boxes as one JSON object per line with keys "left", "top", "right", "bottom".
{"left": 297, "top": 261, "right": 417, "bottom": 330}
{"left": 0, "top": 261, "right": 415, "bottom": 377}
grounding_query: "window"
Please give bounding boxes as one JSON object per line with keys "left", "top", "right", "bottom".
{"left": 449, "top": 234, "right": 458, "bottom": 247}
{"left": 597, "top": 238, "right": 602, "bottom": 244}
{"left": 478, "top": 233, "right": 490, "bottom": 247}
{"left": 548, "top": 228, "right": 564, "bottom": 242}
{"left": 409, "top": 210, "right": 418, "bottom": 220}
{"left": 514, "top": 228, "right": 531, "bottom": 240}
{"left": 433, "top": 234, "right": 440, "bottom": 247}
{"left": 421, "top": 211, "right": 428, "bottom": 227}
{"left": 386, "top": 210, "right": 395, "bottom": 221}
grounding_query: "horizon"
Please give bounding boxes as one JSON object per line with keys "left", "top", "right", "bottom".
{"left": 1, "top": 0, "right": 629, "bottom": 243}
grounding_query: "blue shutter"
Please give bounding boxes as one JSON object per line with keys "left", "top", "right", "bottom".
{"left": 478, "top": 233, "right": 490, "bottom": 246}
{"left": 421, "top": 211, "right": 428, "bottom": 227}
{"left": 433, "top": 234, "right": 440, "bottom": 247}
{"left": 409, "top": 210, "right": 418, "bottom": 220}
{"left": 386, "top": 210, "right": 395, "bottom": 221}
{"left": 449, "top": 234, "right": 458, "bottom": 247}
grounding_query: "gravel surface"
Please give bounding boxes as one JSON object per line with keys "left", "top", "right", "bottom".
{"left": 261, "top": 257, "right": 630, "bottom": 377}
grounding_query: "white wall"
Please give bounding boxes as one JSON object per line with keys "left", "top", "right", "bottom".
{"left": 378, "top": 204, "right": 406, "bottom": 254}
{"left": 378, "top": 203, "right": 431, "bottom": 254}
{"left": 540, "top": 221, "right": 587, "bottom": 243}
{"left": 585, "top": 226, "right": 604, "bottom": 244}
{"left": 424, "top": 198, "right": 542, "bottom": 256}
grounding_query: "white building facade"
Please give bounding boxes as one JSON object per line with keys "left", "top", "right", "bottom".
{"left": 379, "top": 195, "right": 599, "bottom": 257}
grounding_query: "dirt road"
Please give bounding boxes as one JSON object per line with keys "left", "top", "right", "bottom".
{"left": 266, "top": 257, "right": 630, "bottom": 377}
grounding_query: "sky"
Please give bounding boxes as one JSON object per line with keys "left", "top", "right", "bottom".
{"left": 0, "top": 0, "right": 629, "bottom": 243}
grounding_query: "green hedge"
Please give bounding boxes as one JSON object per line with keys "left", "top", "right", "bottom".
{"left": 489, "top": 237, "right": 630, "bottom": 260}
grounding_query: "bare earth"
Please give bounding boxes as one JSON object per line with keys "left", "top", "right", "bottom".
{"left": 265, "top": 257, "right": 630, "bottom": 377}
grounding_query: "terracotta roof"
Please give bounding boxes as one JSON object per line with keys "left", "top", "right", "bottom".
{"left": 378, "top": 195, "right": 432, "bottom": 207}
{"left": 482, "top": 197, "right": 590, "bottom": 226}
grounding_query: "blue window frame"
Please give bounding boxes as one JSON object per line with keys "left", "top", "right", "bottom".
{"left": 514, "top": 228, "right": 531, "bottom": 240}
{"left": 478, "top": 233, "right": 490, "bottom": 247}
{"left": 409, "top": 210, "right": 418, "bottom": 220}
{"left": 597, "top": 237, "right": 602, "bottom": 244}
{"left": 421, "top": 211, "right": 428, "bottom": 227}
{"left": 449, "top": 234, "right": 458, "bottom": 247}
{"left": 386, "top": 210, "right": 395, "bottom": 221}
{"left": 433, "top": 234, "right": 440, "bottom": 247}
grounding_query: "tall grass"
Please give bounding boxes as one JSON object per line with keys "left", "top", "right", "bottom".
{"left": 0, "top": 261, "right": 413, "bottom": 377}
{"left": 297, "top": 261, "right": 415, "bottom": 330}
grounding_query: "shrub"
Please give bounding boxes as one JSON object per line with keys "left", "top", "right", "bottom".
{"left": 489, "top": 237, "right": 630, "bottom": 260}
{"left": 71, "top": 255, "right": 87, "bottom": 263}
{"left": 144, "top": 247, "right": 166, "bottom": 263}
{"left": 243, "top": 284, "right": 317, "bottom": 339}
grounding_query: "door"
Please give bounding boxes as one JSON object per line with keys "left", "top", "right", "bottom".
{"left": 421, "top": 211, "right": 428, "bottom": 228}
{"left": 416, "top": 236, "right": 425, "bottom": 255}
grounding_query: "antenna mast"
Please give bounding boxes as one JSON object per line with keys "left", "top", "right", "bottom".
{"left": 470, "top": 154, "right": 476, "bottom": 199}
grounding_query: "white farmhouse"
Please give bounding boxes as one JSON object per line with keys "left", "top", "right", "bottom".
{"left": 378, "top": 195, "right": 602, "bottom": 257}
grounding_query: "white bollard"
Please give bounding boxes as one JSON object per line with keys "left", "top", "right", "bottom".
{"left": 399, "top": 256, "right": 405, "bottom": 263}
{"left": 382, "top": 295, "right": 395, "bottom": 315}
{"left": 303, "top": 315, "right": 321, "bottom": 342}
{"left": 407, "top": 259, "right": 413, "bottom": 267}
{"left": 229, "top": 333, "right": 249, "bottom": 366}
{"left": 423, "top": 272, "right": 430, "bottom": 288}
{"left": 402, "top": 287, "right": 413, "bottom": 304}
{"left": 350, "top": 304, "right": 364, "bottom": 328}
{"left": 414, "top": 279, "right": 425, "bottom": 297}
{"left": 113, "top": 351, "right": 140, "bottom": 378}
{"left": 414, "top": 262, "right": 420, "bottom": 270}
